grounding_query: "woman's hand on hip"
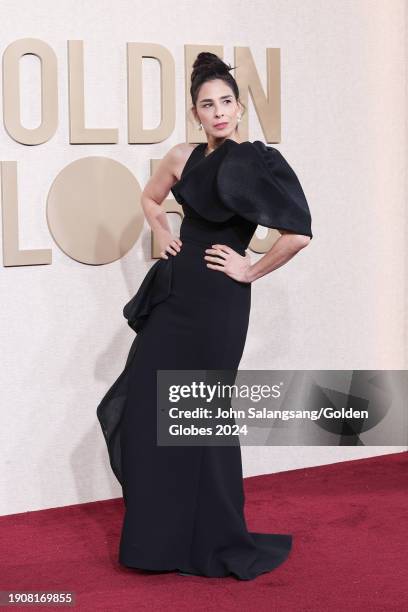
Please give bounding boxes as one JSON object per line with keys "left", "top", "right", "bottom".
{"left": 204, "top": 244, "right": 252, "bottom": 283}
{"left": 160, "top": 237, "right": 183, "bottom": 259}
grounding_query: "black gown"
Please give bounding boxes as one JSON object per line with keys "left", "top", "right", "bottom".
{"left": 96, "top": 138, "right": 313, "bottom": 580}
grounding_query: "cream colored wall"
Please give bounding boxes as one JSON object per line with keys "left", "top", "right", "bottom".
{"left": 0, "top": 0, "right": 406, "bottom": 515}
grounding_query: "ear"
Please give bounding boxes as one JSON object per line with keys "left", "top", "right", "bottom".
{"left": 191, "top": 107, "right": 199, "bottom": 123}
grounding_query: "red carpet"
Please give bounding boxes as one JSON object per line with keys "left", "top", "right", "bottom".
{"left": 1, "top": 451, "right": 406, "bottom": 611}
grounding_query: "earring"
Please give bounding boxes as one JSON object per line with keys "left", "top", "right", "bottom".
{"left": 237, "top": 115, "right": 242, "bottom": 123}
{"left": 198, "top": 122, "right": 203, "bottom": 130}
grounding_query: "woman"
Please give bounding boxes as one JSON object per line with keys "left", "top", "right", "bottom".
{"left": 97, "top": 52, "right": 313, "bottom": 580}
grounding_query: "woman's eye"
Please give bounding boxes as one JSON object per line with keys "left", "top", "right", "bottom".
{"left": 203, "top": 100, "right": 231, "bottom": 108}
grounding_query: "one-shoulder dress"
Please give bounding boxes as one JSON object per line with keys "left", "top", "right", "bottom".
{"left": 96, "top": 138, "right": 313, "bottom": 580}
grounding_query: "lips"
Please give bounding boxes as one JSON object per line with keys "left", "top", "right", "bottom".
{"left": 214, "top": 122, "right": 228, "bottom": 128}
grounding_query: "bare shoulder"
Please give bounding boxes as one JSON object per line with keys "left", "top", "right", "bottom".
{"left": 167, "top": 142, "right": 200, "bottom": 181}
{"left": 142, "top": 142, "right": 200, "bottom": 204}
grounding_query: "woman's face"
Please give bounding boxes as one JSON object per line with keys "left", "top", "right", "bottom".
{"left": 194, "top": 78, "right": 241, "bottom": 139}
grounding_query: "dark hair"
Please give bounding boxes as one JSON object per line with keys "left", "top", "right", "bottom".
{"left": 190, "top": 52, "right": 245, "bottom": 115}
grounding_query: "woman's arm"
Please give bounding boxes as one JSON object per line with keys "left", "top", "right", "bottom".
{"left": 246, "top": 232, "right": 311, "bottom": 283}
{"left": 141, "top": 144, "right": 186, "bottom": 255}
{"left": 205, "top": 231, "right": 311, "bottom": 284}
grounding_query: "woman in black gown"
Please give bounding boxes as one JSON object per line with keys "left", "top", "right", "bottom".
{"left": 97, "top": 52, "right": 313, "bottom": 580}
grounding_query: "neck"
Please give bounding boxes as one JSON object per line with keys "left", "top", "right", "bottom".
{"left": 205, "top": 134, "right": 241, "bottom": 155}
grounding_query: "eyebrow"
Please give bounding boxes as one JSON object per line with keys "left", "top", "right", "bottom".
{"left": 198, "top": 95, "right": 233, "bottom": 103}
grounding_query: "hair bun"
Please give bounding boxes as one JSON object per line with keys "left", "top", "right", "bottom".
{"left": 189, "top": 51, "right": 241, "bottom": 108}
{"left": 191, "top": 52, "right": 232, "bottom": 81}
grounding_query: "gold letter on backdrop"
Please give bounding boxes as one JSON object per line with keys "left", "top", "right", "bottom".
{"left": 1, "top": 162, "right": 52, "bottom": 266}
{"left": 3, "top": 38, "right": 58, "bottom": 145}
{"left": 68, "top": 40, "right": 118, "bottom": 144}
{"left": 46, "top": 156, "right": 143, "bottom": 265}
{"left": 127, "top": 42, "right": 175, "bottom": 144}
{"left": 234, "top": 46, "right": 281, "bottom": 143}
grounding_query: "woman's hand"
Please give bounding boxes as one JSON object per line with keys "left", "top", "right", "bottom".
{"left": 159, "top": 237, "right": 183, "bottom": 259}
{"left": 204, "top": 244, "right": 253, "bottom": 283}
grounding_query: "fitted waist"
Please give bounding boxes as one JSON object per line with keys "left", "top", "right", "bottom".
{"left": 180, "top": 217, "right": 248, "bottom": 256}
{"left": 180, "top": 238, "right": 246, "bottom": 257}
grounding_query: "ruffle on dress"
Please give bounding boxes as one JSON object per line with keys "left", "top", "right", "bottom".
{"left": 99, "top": 255, "right": 174, "bottom": 485}
{"left": 123, "top": 256, "right": 173, "bottom": 333}
{"left": 171, "top": 138, "right": 313, "bottom": 238}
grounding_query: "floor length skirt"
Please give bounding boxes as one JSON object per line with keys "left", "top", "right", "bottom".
{"left": 98, "top": 238, "right": 292, "bottom": 580}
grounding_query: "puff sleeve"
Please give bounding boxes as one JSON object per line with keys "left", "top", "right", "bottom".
{"left": 171, "top": 139, "right": 313, "bottom": 238}
{"left": 216, "top": 141, "right": 313, "bottom": 238}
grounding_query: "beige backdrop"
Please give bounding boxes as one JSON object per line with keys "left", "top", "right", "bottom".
{"left": 0, "top": 0, "right": 406, "bottom": 515}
